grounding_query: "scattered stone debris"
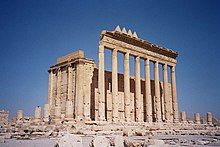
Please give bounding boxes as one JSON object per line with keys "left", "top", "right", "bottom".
{"left": 92, "top": 136, "right": 110, "bottom": 147}
{"left": 56, "top": 133, "right": 83, "bottom": 147}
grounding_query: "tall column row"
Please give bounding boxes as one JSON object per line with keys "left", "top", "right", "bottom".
{"left": 97, "top": 46, "right": 179, "bottom": 123}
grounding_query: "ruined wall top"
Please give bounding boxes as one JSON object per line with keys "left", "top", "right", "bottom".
{"left": 49, "top": 50, "right": 95, "bottom": 71}
{"left": 57, "top": 50, "right": 84, "bottom": 64}
{"left": 100, "top": 25, "right": 178, "bottom": 60}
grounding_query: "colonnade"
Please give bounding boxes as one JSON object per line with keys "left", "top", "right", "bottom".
{"left": 98, "top": 45, "right": 179, "bottom": 123}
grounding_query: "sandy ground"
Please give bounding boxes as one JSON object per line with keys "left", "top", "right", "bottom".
{"left": 0, "top": 135, "right": 220, "bottom": 147}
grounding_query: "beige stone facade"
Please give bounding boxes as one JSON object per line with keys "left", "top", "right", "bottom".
{"left": 46, "top": 26, "right": 179, "bottom": 123}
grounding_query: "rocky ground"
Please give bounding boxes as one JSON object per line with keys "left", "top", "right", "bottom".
{"left": 0, "top": 120, "right": 220, "bottom": 146}
{"left": 0, "top": 134, "right": 220, "bottom": 147}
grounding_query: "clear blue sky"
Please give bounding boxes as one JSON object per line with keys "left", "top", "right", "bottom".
{"left": 0, "top": 0, "right": 219, "bottom": 119}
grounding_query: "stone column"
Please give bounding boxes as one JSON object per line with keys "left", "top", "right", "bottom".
{"left": 65, "top": 100, "right": 73, "bottom": 120}
{"left": 75, "top": 61, "right": 84, "bottom": 121}
{"left": 54, "top": 105, "right": 61, "bottom": 121}
{"left": 84, "top": 64, "right": 93, "bottom": 121}
{"left": 145, "top": 58, "right": 152, "bottom": 123}
{"left": 34, "top": 106, "right": 41, "bottom": 122}
{"left": 44, "top": 103, "right": 50, "bottom": 122}
{"left": 124, "top": 52, "right": 131, "bottom": 122}
{"left": 135, "top": 56, "right": 143, "bottom": 122}
{"left": 56, "top": 68, "right": 61, "bottom": 107}
{"left": 55, "top": 68, "right": 61, "bottom": 121}
{"left": 207, "top": 112, "right": 212, "bottom": 125}
{"left": 180, "top": 111, "right": 187, "bottom": 123}
{"left": 47, "top": 70, "right": 54, "bottom": 107}
{"left": 66, "top": 65, "right": 73, "bottom": 120}
{"left": 67, "top": 65, "right": 73, "bottom": 101}
{"left": 163, "top": 64, "right": 170, "bottom": 122}
{"left": 171, "top": 66, "right": 179, "bottom": 122}
{"left": 17, "top": 109, "right": 24, "bottom": 121}
{"left": 154, "top": 61, "right": 162, "bottom": 122}
{"left": 194, "top": 113, "right": 201, "bottom": 124}
{"left": 98, "top": 45, "right": 105, "bottom": 121}
{"left": 112, "top": 49, "right": 119, "bottom": 122}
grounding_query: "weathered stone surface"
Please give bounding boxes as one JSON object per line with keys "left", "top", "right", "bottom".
{"left": 123, "top": 129, "right": 134, "bottom": 137}
{"left": 0, "top": 136, "right": 5, "bottom": 143}
{"left": 113, "top": 135, "right": 124, "bottom": 147}
{"left": 92, "top": 136, "right": 110, "bottom": 147}
{"left": 56, "top": 133, "right": 83, "bottom": 147}
{"left": 148, "top": 139, "right": 167, "bottom": 147}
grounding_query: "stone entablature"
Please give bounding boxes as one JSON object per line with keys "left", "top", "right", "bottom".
{"left": 100, "top": 27, "right": 178, "bottom": 65}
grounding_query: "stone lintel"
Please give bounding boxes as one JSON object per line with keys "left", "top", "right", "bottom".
{"left": 100, "top": 31, "right": 178, "bottom": 63}
{"left": 49, "top": 57, "right": 95, "bottom": 72}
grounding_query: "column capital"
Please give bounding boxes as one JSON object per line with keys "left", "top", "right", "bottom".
{"left": 56, "top": 67, "right": 61, "bottom": 72}
{"left": 48, "top": 69, "right": 53, "bottom": 73}
{"left": 145, "top": 58, "right": 150, "bottom": 66}
{"left": 135, "top": 56, "right": 140, "bottom": 61}
{"left": 163, "top": 63, "right": 168, "bottom": 70}
{"left": 99, "top": 44, "right": 104, "bottom": 52}
{"left": 112, "top": 48, "right": 118, "bottom": 55}
{"left": 125, "top": 52, "right": 130, "bottom": 55}
{"left": 67, "top": 63, "right": 73, "bottom": 68}
{"left": 171, "top": 66, "right": 176, "bottom": 73}
{"left": 154, "top": 61, "right": 159, "bottom": 68}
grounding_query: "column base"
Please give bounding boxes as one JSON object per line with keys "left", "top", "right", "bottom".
{"left": 65, "top": 117, "right": 74, "bottom": 121}
{"left": 53, "top": 118, "right": 61, "bottom": 124}
{"left": 34, "top": 118, "right": 41, "bottom": 123}
{"left": 156, "top": 118, "right": 162, "bottom": 123}
{"left": 173, "top": 118, "right": 179, "bottom": 123}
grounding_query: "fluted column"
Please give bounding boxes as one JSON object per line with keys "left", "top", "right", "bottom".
{"left": 112, "top": 49, "right": 119, "bottom": 122}
{"left": 135, "top": 56, "right": 143, "bottom": 122}
{"left": 154, "top": 61, "right": 162, "bottom": 122}
{"left": 171, "top": 66, "right": 179, "bottom": 122}
{"left": 98, "top": 45, "right": 105, "bottom": 121}
{"left": 124, "top": 52, "right": 130, "bottom": 122}
{"left": 163, "top": 64, "right": 170, "bottom": 122}
{"left": 145, "top": 58, "right": 152, "bottom": 123}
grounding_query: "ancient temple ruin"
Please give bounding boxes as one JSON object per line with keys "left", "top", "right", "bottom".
{"left": 46, "top": 26, "right": 179, "bottom": 124}
{"left": 1, "top": 26, "right": 219, "bottom": 146}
